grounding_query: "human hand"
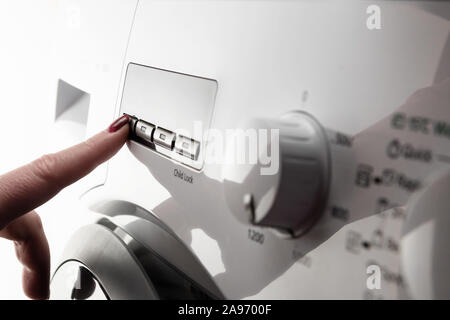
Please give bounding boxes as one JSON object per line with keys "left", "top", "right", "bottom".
{"left": 0, "top": 114, "right": 130, "bottom": 299}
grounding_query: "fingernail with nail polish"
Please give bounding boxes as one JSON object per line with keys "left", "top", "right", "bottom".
{"left": 108, "top": 114, "right": 130, "bottom": 133}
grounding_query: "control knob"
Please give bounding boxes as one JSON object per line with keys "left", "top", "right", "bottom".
{"left": 222, "top": 111, "right": 331, "bottom": 237}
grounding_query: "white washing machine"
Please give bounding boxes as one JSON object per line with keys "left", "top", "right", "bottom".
{"left": 50, "top": 0, "right": 450, "bottom": 299}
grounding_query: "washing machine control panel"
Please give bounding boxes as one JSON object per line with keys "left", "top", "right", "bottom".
{"left": 118, "top": 71, "right": 450, "bottom": 299}
{"left": 69, "top": 0, "right": 450, "bottom": 299}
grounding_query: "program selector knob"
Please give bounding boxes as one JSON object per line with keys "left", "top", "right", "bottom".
{"left": 223, "top": 111, "right": 331, "bottom": 237}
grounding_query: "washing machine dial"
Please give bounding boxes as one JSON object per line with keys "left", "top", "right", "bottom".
{"left": 222, "top": 111, "right": 331, "bottom": 237}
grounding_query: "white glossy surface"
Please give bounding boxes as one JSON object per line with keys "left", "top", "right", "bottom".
{"left": 0, "top": 0, "right": 449, "bottom": 300}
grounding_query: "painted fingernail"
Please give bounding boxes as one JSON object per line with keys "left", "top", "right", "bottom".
{"left": 108, "top": 114, "right": 130, "bottom": 133}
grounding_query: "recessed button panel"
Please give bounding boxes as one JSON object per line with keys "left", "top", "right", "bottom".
{"left": 175, "top": 136, "right": 200, "bottom": 160}
{"left": 127, "top": 114, "right": 202, "bottom": 167}
{"left": 120, "top": 64, "right": 217, "bottom": 171}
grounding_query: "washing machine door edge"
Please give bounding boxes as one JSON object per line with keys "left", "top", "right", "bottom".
{"left": 52, "top": 224, "right": 158, "bottom": 300}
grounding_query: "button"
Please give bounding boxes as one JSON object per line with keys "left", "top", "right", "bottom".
{"left": 154, "top": 127, "right": 175, "bottom": 150}
{"left": 128, "top": 115, "right": 139, "bottom": 137}
{"left": 175, "top": 135, "right": 200, "bottom": 160}
{"left": 135, "top": 120, "right": 155, "bottom": 142}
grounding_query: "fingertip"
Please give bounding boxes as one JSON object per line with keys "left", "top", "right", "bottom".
{"left": 113, "top": 119, "right": 130, "bottom": 138}
{"left": 102, "top": 120, "right": 130, "bottom": 148}
{"left": 108, "top": 114, "right": 130, "bottom": 133}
